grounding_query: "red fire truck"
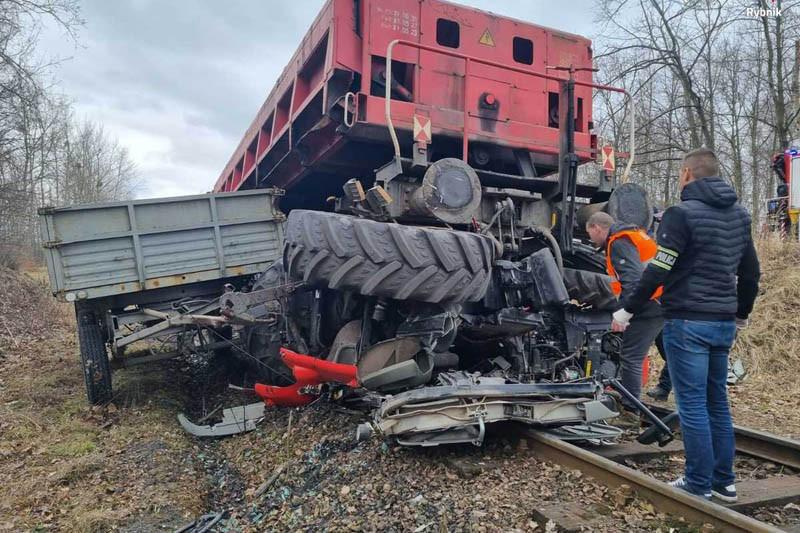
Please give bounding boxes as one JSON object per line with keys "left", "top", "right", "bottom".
{"left": 768, "top": 144, "right": 800, "bottom": 238}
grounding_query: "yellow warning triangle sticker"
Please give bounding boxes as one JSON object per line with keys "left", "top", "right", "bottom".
{"left": 479, "top": 28, "right": 495, "bottom": 47}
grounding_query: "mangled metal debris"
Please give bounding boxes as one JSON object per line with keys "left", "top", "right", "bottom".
{"left": 357, "top": 372, "right": 620, "bottom": 447}
{"left": 165, "top": 176, "right": 672, "bottom": 448}
{"left": 175, "top": 511, "right": 227, "bottom": 533}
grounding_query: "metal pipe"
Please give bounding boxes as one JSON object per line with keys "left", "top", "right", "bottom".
{"left": 463, "top": 57, "right": 470, "bottom": 161}
{"left": 385, "top": 39, "right": 402, "bottom": 161}
{"left": 530, "top": 225, "right": 563, "bottom": 272}
{"left": 621, "top": 94, "right": 636, "bottom": 183}
{"left": 343, "top": 91, "right": 355, "bottom": 128}
{"left": 606, "top": 378, "right": 673, "bottom": 440}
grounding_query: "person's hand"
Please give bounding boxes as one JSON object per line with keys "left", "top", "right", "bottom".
{"left": 735, "top": 317, "right": 748, "bottom": 330}
{"left": 612, "top": 309, "right": 633, "bottom": 332}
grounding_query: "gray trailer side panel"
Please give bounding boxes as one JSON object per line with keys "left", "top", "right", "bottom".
{"left": 40, "top": 189, "right": 284, "bottom": 301}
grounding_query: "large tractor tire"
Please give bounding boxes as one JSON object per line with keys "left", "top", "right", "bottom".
{"left": 76, "top": 307, "right": 113, "bottom": 405}
{"left": 284, "top": 210, "right": 494, "bottom": 304}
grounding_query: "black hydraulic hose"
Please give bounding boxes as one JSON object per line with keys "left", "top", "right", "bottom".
{"left": 550, "top": 353, "right": 578, "bottom": 381}
{"left": 530, "top": 225, "right": 563, "bottom": 273}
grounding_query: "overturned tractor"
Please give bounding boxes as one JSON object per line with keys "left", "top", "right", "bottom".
{"left": 205, "top": 0, "right": 664, "bottom": 445}
{"left": 217, "top": 165, "right": 659, "bottom": 446}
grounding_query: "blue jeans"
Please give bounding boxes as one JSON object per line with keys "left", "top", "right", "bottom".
{"left": 663, "top": 319, "right": 737, "bottom": 495}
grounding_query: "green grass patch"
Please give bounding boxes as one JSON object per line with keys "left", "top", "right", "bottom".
{"left": 49, "top": 437, "right": 97, "bottom": 457}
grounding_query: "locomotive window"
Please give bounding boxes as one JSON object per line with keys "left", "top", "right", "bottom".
{"left": 436, "top": 18, "right": 460, "bottom": 48}
{"left": 513, "top": 37, "right": 533, "bottom": 64}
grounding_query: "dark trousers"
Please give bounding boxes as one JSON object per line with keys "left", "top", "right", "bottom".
{"left": 620, "top": 316, "right": 664, "bottom": 408}
{"left": 654, "top": 333, "right": 672, "bottom": 392}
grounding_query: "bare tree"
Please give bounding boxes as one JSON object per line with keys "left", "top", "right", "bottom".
{"left": 593, "top": 0, "right": 800, "bottom": 226}
{"left": 756, "top": 0, "right": 796, "bottom": 147}
{"left": 0, "top": 0, "right": 139, "bottom": 267}
{"left": 60, "top": 120, "right": 139, "bottom": 205}
{"left": 596, "top": 0, "right": 733, "bottom": 150}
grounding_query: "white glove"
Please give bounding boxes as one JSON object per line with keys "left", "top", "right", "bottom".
{"left": 613, "top": 309, "right": 633, "bottom": 327}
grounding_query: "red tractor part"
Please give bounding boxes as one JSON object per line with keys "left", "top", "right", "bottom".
{"left": 254, "top": 347, "right": 359, "bottom": 406}
{"left": 281, "top": 347, "right": 359, "bottom": 386}
{"left": 254, "top": 382, "right": 312, "bottom": 407}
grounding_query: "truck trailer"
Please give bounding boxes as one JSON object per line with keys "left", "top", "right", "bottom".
{"left": 39, "top": 190, "right": 284, "bottom": 403}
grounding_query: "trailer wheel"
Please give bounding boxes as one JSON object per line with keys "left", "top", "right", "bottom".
{"left": 76, "top": 307, "right": 113, "bottom": 405}
{"left": 284, "top": 210, "right": 494, "bottom": 303}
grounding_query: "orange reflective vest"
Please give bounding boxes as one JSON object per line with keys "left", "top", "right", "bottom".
{"left": 605, "top": 229, "right": 664, "bottom": 300}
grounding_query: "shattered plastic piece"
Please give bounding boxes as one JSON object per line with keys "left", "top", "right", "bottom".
{"left": 254, "top": 382, "right": 316, "bottom": 407}
{"left": 178, "top": 403, "right": 265, "bottom": 437}
{"left": 727, "top": 359, "right": 746, "bottom": 385}
{"left": 282, "top": 347, "right": 359, "bottom": 386}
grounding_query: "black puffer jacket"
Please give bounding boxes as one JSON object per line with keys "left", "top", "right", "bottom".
{"left": 623, "top": 177, "right": 760, "bottom": 321}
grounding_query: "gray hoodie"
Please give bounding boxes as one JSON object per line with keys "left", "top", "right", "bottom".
{"left": 605, "top": 222, "right": 662, "bottom": 320}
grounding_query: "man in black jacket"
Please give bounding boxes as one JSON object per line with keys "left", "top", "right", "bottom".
{"left": 586, "top": 212, "right": 663, "bottom": 413}
{"left": 612, "top": 148, "right": 761, "bottom": 502}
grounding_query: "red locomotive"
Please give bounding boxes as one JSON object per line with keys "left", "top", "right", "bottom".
{"left": 214, "top": 0, "right": 605, "bottom": 216}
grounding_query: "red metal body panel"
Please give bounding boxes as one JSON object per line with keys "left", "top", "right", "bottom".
{"left": 214, "top": 0, "right": 596, "bottom": 197}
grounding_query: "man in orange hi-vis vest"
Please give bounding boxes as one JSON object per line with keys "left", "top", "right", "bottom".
{"left": 586, "top": 212, "right": 664, "bottom": 412}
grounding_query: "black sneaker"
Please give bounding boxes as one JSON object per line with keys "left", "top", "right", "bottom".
{"left": 668, "top": 477, "right": 711, "bottom": 500}
{"left": 712, "top": 483, "right": 738, "bottom": 503}
{"left": 646, "top": 386, "right": 670, "bottom": 401}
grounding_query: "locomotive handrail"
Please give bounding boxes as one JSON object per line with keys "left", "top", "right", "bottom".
{"left": 343, "top": 91, "right": 356, "bottom": 128}
{"left": 384, "top": 39, "right": 636, "bottom": 181}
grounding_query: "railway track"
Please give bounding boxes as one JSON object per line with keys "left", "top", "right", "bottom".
{"left": 525, "top": 411, "right": 800, "bottom": 532}
{"left": 645, "top": 402, "right": 800, "bottom": 471}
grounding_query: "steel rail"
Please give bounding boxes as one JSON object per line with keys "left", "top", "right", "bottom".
{"left": 734, "top": 426, "right": 800, "bottom": 470}
{"left": 644, "top": 403, "right": 800, "bottom": 470}
{"left": 526, "top": 429, "right": 783, "bottom": 533}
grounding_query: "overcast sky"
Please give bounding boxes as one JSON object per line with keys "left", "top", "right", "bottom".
{"left": 40, "top": 1, "right": 596, "bottom": 198}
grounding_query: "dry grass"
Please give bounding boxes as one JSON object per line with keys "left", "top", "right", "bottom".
{"left": 732, "top": 236, "right": 800, "bottom": 383}
{"left": 719, "top": 236, "right": 800, "bottom": 438}
{"left": 0, "top": 266, "right": 206, "bottom": 531}
{"left": 0, "top": 265, "right": 70, "bottom": 348}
